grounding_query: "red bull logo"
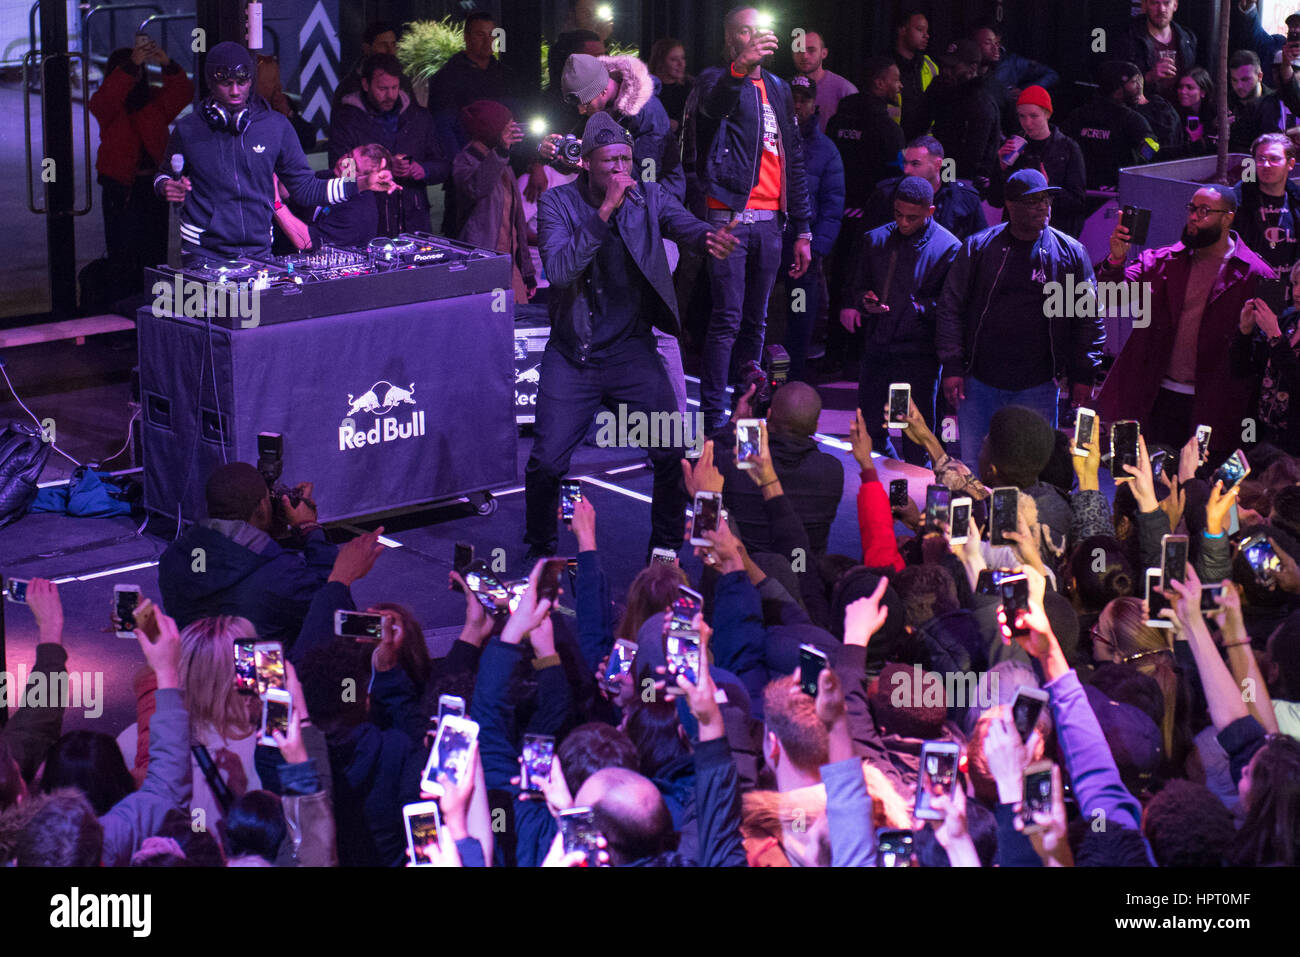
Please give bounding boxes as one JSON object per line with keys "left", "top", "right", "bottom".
{"left": 339, "top": 380, "right": 425, "bottom": 450}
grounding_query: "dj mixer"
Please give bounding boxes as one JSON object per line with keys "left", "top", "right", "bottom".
{"left": 145, "top": 234, "right": 512, "bottom": 328}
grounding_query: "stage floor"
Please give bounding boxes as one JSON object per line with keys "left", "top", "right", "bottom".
{"left": 1, "top": 352, "right": 932, "bottom": 737}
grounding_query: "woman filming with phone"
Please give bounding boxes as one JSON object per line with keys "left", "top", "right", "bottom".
{"left": 1234, "top": 263, "right": 1300, "bottom": 455}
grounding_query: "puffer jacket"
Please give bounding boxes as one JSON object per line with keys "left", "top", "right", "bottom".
{"left": 600, "top": 55, "right": 685, "bottom": 200}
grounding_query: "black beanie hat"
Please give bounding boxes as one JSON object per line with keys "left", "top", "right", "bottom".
{"left": 205, "top": 41, "right": 256, "bottom": 87}
{"left": 205, "top": 462, "right": 268, "bottom": 521}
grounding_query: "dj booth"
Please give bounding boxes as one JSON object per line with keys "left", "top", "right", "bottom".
{"left": 137, "top": 235, "right": 519, "bottom": 523}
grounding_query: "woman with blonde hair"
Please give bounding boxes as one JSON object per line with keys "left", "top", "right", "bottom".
{"left": 1093, "top": 596, "right": 1188, "bottom": 768}
{"left": 118, "top": 616, "right": 270, "bottom": 828}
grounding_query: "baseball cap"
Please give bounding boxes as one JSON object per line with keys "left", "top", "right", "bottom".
{"left": 790, "top": 74, "right": 817, "bottom": 98}
{"left": 1004, "top": 168, "right": 1061, "bottom": 201}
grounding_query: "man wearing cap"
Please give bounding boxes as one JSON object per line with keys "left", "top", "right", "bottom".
{"left": 988, "top": 87, "right": 1088, "bottom": 237}
{"left": 524, "top": 113, "right": 740, "bottom": 563}
{"left": 784, "top": 75, "right": 844, "bottom": 381}
{"left": 841, "top": 175, "right": 960, "bottom": 465}
{"left": 157, "top": 462, "right": 341, "bottom": 647}
{"left": 1061, "top": 61, "right": 1160, "bottom": 190}
{"left": 688, "top": 6, "right": 813, "bottom": 432}
{"left": 936, "top": 168, "right": 1104, "bottom": 467}
{"left": 157, "top": 41, "right": 395, "bottom": 260}
{"left": 547, "top": 51, "right": 683, "bottom": 200}
{"left": 1096, "top": 186, "right": 1272, "bottom": 454}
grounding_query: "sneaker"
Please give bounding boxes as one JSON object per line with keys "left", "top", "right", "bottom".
{"left": 520, "top": 545, "right": 556, "bottom": 572}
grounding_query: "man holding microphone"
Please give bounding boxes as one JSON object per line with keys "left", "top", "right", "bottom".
{"left": 523, "top": 114, "right": 740, "bottom": 564}
{"left": 158, "top": 42, "right": 395, "bottom": 261}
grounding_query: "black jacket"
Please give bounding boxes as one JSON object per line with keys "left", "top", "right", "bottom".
{"left": 847, "top": 217, "right": 962, "bottom": 357}
{"left": 935, "top": 223, "right": 1105, "bottom": 386}
{"left": 1233, "top": 176, "right": 1300, "bottom": 274}
{"left": 1114, "top": 16, "right": 1199, "bottom": 80}
{"left": 929, "top": 76, "right": 1003, "bottom": 189}
{"left": 986, "top": 127, "right": 1089, "bottom": 237}
{"left": 537, "top": 178, "right": 713, "bottom": 363}
{"left": 714, "top": 429, "right": 845, "bottom": 556}
{"left": 827, "top": 92, "right": 905, "bottom": 212}
{"left": 864, "top": 177, "right": 986, "bottom": 241}
{"left": 1061, "top": 96, "right": 1158, "bottom": 189}
{"left": 157, "top": 520, "right": 337, "bottom": 647}
{"left": 687, "top": 64, "right": 811, "bottom": 233}
{"left": 329, "top": 89, "right": 451, "bottom": 232}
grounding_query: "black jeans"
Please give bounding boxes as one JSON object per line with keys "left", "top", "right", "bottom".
{"left": 859, "top": 352, "right": 939, "bottom": 467}
{"left": 702, "top": 217, "right": 783, "bottom": 430}
{"left": 102, "top": 175, "right": 169, "bottom": 293}
{"left": 524, "top": 340, "right": 687, "bottom": 553}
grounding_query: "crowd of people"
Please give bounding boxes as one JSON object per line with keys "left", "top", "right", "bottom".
{"left": 12, "top": 0, "right": 1298, "bottom": 868}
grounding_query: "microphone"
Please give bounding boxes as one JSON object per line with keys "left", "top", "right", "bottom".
{"left": 624, "top": 183, "right": 645, "bottom": 206}
{"left": 170, "top": 154, "right": 184, "bottom": 179}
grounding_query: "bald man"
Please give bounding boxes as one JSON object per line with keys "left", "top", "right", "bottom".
{"left": 714, "top": 381, "right": 844, "bottom": 556}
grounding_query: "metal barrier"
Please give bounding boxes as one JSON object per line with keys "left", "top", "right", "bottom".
{"left": 23, "top": 48, "right": 92, "bottom": 217}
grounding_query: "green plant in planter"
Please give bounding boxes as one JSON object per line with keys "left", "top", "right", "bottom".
{"left": 396, "top": 18, "right": 466, "bottom": 84}
{"left": 540, "top": 40, "right": 643, "bottom": 90}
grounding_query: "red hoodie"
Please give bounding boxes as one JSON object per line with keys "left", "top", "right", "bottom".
{"left": 857, "top": 465, "right": 906, "bottom": 572}
{"left": 89, "top": 61, "right": 193, "bottom": 187}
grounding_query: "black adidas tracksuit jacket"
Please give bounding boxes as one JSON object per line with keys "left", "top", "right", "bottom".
{"left": 155, "top": 96, "right": 357, "bottom": 259}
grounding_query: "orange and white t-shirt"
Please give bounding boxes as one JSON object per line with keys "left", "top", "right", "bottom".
{"left": 708, "top": 75, "right": 783, "bottom": 211}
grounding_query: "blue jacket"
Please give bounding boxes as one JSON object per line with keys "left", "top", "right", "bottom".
{"left": 689, "top": 64, "right": 812, "bottom": 233}
{"left": 864, "top": 177, "right": 987, "bottom": 242}
{"left": 158, "top": 96, "right": 357, "bottom": 259}
{"left": 792, "top": 113, "right": 844, "bottom": 257}
{"left": 848, "top": 218, "right": 962, "bottom": 359}
{"left": 992, "top": 48, "right": 1060, "bottom": 93}
{"left": 157, "top": 520, "right": 337, "bottom": 649}
{"left": 935, "top": 222, "right": 1105, "bottom": 385}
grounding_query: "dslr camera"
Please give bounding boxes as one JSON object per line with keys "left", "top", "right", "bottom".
{"left": 257, "top": 432, "right": 312, "bottom": 529}
{"left": 555, "top": 134, "right": 583, "bottom": 165}
{"left": 739, "top": 345, "right": 790, "bottom": 418}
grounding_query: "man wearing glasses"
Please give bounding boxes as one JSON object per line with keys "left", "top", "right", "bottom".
{"left": 1095, "top": 186, "right": 1273, "bottom": 454}
{"left": 157, "top": 42, "right": 394, "bottom": 260}
{"left": 936, "top": 168, "right": 1104, "bottom": 467}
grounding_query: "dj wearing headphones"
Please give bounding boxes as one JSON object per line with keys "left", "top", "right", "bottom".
{"left": 156, "top": 41, "right": 395, "bottom": 260}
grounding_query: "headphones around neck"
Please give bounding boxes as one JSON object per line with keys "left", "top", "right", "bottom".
{"left": 202, "top": 97, "right": 251, "bottom": 134}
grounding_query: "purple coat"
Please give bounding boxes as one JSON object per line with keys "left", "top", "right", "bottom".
{"left": 1095, "top": 233, "right": 1274, "bottom": 451}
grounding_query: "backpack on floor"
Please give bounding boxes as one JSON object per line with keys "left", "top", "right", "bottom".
{"left": 0, "top": 422, "right": 52, "bottom": 527}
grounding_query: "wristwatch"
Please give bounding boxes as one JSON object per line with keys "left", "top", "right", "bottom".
{"left": 796, "top": 232, "right": 813, "bottom": 242}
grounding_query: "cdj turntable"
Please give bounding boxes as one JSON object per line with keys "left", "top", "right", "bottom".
{"left": 145, "top": 235, "right": 510, "bottom": 328}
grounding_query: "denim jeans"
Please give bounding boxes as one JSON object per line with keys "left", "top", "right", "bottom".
{"left": 860, "top": 353, "right": 940, "bottom": 467}
{"left": 524, "top": 340, "right": 687, "bottom": 553}
{"left": 957, "top": 376, "right": 1059, "bottom": 467}
{"left": 702, "top": 217, "right": 783, "bottom": 430}
{"left": 781, "top": 247, "right": 824, "bottom": 382}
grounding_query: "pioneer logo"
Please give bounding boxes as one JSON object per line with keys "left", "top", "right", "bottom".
{"left": 339, "top": 380, "right": 425, "bottom": 450}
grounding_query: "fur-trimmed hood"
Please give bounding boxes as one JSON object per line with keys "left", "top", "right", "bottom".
{"left": 602, "top": 54, "right": 654, "bottom": 118}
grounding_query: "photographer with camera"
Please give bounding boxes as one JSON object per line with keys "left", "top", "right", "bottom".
{"left": 157, "top": 462, "right": 341, "bottom": 647}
